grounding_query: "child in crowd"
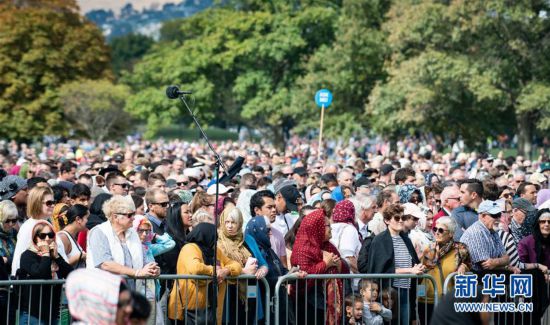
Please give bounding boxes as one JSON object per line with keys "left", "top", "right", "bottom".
{"left": 361, "top": 280, "right": 392, "bottom": 325}
{"left": 345, "top": 294, "right": 364, "bottom": 324}
{"left": 130, "top": 291, "right": 151, "bottom": 325}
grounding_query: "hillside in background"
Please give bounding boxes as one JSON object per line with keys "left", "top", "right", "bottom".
{"left": 85, "top": 0, "right": 213, "bottom": 41}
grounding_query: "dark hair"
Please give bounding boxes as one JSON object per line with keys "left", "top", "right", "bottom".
{"left": 376, "top": 190, "right": 395, "bottom": 208}
{"left": 27, "top": 177, "right": 48, "bottom": 190}
{"left": 51, "top": 185, "right": 68, "bottom": 204}
{"left": 516, "top": 182, "right": 534, "bottom": 196}
{"left": 70, "top": 183, "right": 91, "bottom": 199}
{"left": 252, "top": 165, "right": 265, "bottom": 173}
{"left": 249, "top": 190, "right": 275, "bottom": 217}
{"left": 482, "top": 181, "right": 499, "bottom": 201}
{"left": 131, "top": 195, "right": 144, "bottom": 210}
{"left": 533, "top": 209, "right": 550, "bottom": 264}
{"left": 284, "top": 206, "right": 315, "bottom": 250}
{"left": 59, "top": 161, "right": 76, "bottom": 174}
{"left": 383, "top": 203, "right": 404, "bottom": 221}
{"left": 320, "top": 199, "right": 336, "bottom": 220}
{"left": 133, "top": 186, "right": 146, "bottom": 197}
{"left": 129, "top": 291, "right": 150, "bottom": 320}
{"left": 460, "top": 179, "right": 483, "bottom": 197}
{"left": 166, "top": 201, "right": 188, "bottom": 248}
{"left": 147, "top": 173, "right": 166, "bottom": 186}
{"left": 256, "top": 177, "right": 272, "bottom": 189}
{"left": 394, "top": 167, "right": 415, "bottom": 184}
{"left": 65, "top": 204, "right": 89, "bottom": 226}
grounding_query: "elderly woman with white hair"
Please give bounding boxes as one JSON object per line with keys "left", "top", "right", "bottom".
{"left": 0, "top": 200, "right": 18, "bottom": 322}
{"left": 87, "top": 195, "right": 159, "bottom": 289}
{"left": 418, "top": 216, "right": 471, "bottom": 324}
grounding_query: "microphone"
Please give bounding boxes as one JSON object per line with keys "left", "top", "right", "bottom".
{"left": 166, "top": 85, "right": 193, "bottom": 99}
{"left": 219, "top": 156, "right": 245, "bottom": 184}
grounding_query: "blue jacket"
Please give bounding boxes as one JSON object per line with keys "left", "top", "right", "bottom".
{"left": 451, "top": 205, "right": 478, "bottom": 241}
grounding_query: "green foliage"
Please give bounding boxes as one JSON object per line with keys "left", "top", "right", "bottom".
{"left": 110, "top": 34, "right": 154, "bottom": 76}
{"left": 367, "top": 0, "right": 550, "bottom": 150}
{"left": 58, "top": 79, "right": 133, "bottom": 141}
{"left": 0, "top": 0, "right": 111, "bottom": 140}
{"left": 124, "top": 6, "right": 338, "bottom": 146}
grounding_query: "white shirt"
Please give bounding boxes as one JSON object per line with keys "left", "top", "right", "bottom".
{"left": 357, "top": 219, "right": 370, "bottom": 239}
{"left": 272, "top": 213, "right": 298, "bottom": 237}
{"left": 368, "top": 212, "right": 387, "bottom": 235}
{"left": 330, "top": 223, "right": 361, "bottom": 259}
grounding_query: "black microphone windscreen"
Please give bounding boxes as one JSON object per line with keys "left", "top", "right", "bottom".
{"left": 219, "top": 156, "right": 245, "bottom": 183}
{"left": 166, "top": 85, "right": 180, "bottom": 99}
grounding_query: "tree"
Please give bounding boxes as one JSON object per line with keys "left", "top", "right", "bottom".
{"left": 367, "top": 0, "right": 550, "bottom": 154}
{"left": 0, "top": 0, "right": 111, "bottom": 140}
{"left": 58, "top": 79, "right": 133, "bottom": 141}
{"left": 124, "top": 6, "right": 338, "bottom": 148}
{"left": 110, "top": 33, "right": 154, "bottom": 77}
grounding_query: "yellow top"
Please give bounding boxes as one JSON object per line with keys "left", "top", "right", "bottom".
{"left": 168, "top": 243, "right": 242, "bottom": 323}
{"left": 420, "top": 249, "right": 468, "bottom": 304}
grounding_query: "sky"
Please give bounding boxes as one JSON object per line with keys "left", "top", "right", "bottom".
{"left": 77, "top": 0, "right": 177, "bottom": 14}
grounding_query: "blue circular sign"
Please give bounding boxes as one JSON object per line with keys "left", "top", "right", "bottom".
{"left": 315, "top": 89, "right": 333, "bottom": 108}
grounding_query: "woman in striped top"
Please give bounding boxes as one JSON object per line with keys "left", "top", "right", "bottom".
{"left": 367, "top": 204, "right": 424, "bottom": 325}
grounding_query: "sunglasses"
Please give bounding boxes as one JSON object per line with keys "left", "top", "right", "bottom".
{"left": 392, "top": 215, "right": 411, "bottom": 222}
{"left": 153, "top": 201, "right": 170, "bottom": 208}
{"left": 137, "top": 228, "right": 152, "bottom": 234}
{"left": 177, "top": 181, "right": 189, "bottom": 186}
{"left": 116, "top": 212, "right": 135, "bottom": 218}
{"left": 115, "top": 183, "right": 130, "bottom": 189}
{"left": 283, "top": 173, "right": 293, "bottom": 177}
{"left": 4, "top": 218, "right": 17, "bottom": 224}
{"left": 539, "top": 220, "right": 550, "bottom": 225}
{"left": 420, "top": 169, "right": 430, "bottom": 173}
{"left": 433, "top": 227, "right": 448, "bottom": 234}
{"left": 43, "top": 200, "right": 55, "bottom": 207}
{"left": 36, "top": 232, "right": 55, "bottom": 240}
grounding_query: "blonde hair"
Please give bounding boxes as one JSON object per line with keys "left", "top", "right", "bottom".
{"left": 103, "top": 195, "right": 135, "bottom": 220}
{"left": 0, "top": 200, "right": 18, "bottom": 231}
{"left": 191, "top": 209, "right": 214, "bottom": 227}
{"left": 26, "top": 186, "right": 54, "bottom": 219}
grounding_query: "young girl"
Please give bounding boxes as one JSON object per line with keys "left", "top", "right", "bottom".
{"left": 360, "top": 280, "right": 392, "bottom": 325}
{"left": 344, "top": 294, "right": 363, "bottom": 324}
{"left": 133, "top": 215, "right": 175, "bottom": 325}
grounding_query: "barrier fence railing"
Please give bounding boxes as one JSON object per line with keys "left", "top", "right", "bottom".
{"left": 0, "top": 274, "right": 271, "bottom": 325}
{"left": 273, "top": 273, "right": 438, "bottom": 325}
{"left": 443, "top": 270, "right": 550, "bottom": 325}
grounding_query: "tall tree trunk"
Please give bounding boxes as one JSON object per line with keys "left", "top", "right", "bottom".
{"left": 272, "top": 127, "right": 285, "bottom": 152}
{"left": 517, "top": 112, "right": 533, "bottom": 158}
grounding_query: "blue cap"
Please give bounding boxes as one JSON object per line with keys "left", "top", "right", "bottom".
{"left": 478, "top": 200, "right": 503, "bottom": 215}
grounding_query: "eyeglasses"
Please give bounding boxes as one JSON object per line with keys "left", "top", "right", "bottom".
{"left": 36, "top": 232, "right": 55, "bottom": 240}
{"left": 152, "top": 201, "right": 169, "bottom": 208}
{"left": 392, "top": 215, "right": 411, "bottom": 222}
{"left": 283, "top": 173, "right": 293, "bottom": 178}
{"left": 137, "top": 228, "right": 151, "bottom": 234}
{"left": 433, "top": 227, "right": 448, "bottom": 234}
{"left": 4, "top": 218, "right": 17, "bottom": 224}
{"left": 539, "top": 220, "right": 550, "bottom": 225}
{"left": 43, "top": 200, "right": 55, "bottom": 207}
{"left": 115, "top": 183, "right": 130, "bottom": 189}
{"left": 420, "top": 169, "right": 430, "bottom": 173}
{"left": 116, "top": 212, "right": 135, "bottom": 218}
{"left": 177, "top": 181, "right": 189, "bottom": 186}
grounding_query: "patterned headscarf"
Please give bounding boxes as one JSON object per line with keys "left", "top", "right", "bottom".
{"left": 175, "top": 190, "right": 194, "bottom": 204}
{"left": 66, "top": 268, "right": 124, "bottom": 325}
{"left": 398, "top": 184, "right": 420, "bottom": 204}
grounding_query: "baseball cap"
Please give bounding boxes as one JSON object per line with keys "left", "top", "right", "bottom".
{"left": 206, "top": 183, "right": 234, "bottom": 196}
{"left": 402, "top": 203, "right": 425, "bottom": 220}
{"left": 273, "top": 178, "right": 297, "bottom": 194}
{"left": 380, "top": 164, "right": 395, "bottom": 176}
{"left": 478, "top": 200, "right": 503, "bottom": 215}
{"left": 293, "top": 167, "right": 307, "bottom": 177}
{"left": 355, "top": 176, "right": 370, "bottom": 188}
{"left": 512, "top": 198, "right": 536, "bottom": 213}
{"left": 0, "top": 175, "right": 28, "bottom": 200}
{"left": 279, "top": 185, "right": 301, "bottom": 212}
{"left": 540, "top": 162, "right": 550, "bottom": 173}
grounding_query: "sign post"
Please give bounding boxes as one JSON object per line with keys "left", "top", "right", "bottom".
{"left": 315, "top": 89, "right": 333, "bottom": 159}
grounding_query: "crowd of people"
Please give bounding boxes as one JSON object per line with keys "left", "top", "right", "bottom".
{"left": 0, "top": 138, "right": 549, "bottom": 325}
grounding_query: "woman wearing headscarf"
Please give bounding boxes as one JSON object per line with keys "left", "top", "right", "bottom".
{"left": 290, "top": 209, "right": 349, "bottom": 325}
{"left": 330, "top": 199, "right": 361, "bottom": 273}
{"left": 11, "top": 186, "right": 54, "bottom": 277}
{"left": 398, "top": 184, "right": 423, "bottom": 205}
{"left": 419, "top": 216, "right": 471, "bottom": 324}
{"left": 218, "top": 207, "right": 268, "bottom": 324}
{"left": 66, "top": 268, "right": 133, "bottom": 325}
{"left": 17, "top": 220, "right": 73, "bottom": 324}
{"left": 168, "top": 223, "right": 242, "bottom": 324}
{"left": 164, "top": 201, "right": 193, "bottom": 275}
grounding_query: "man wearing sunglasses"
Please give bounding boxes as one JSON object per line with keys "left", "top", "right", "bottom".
{"left": 460, "top": 200, "right": 510, "bottom": 272}
{"left": 106, "top": 174, "right": 130, "bottom": 196}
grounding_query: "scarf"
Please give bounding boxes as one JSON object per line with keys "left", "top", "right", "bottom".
{"left": 217, "top": 207, "right": 252, "bottom": 302}
{"left": 132, "top": 215, "right": 154, "bottom": 256}
{"left": 66, "top": 268, "right": 123, "bottom": 325}
{"left": 245, "top": 216, "right": 287, "bottom": 280}
{"left": 398, "top": 184, "right": 420, "bottom": 204}
{"left": 331, "top": 199, "right": 361, "bottom": 239}
{"left": 509, "top": 218, "right": 523, "bottom": 245}
{"left": 422, "top": 240, "right": 471, "bottom": 271}
{"left": 186, "top": 223, "right": 216, "bottom": 266}
{"left": 28, "top": 220, "right": 59, "bottom": 279}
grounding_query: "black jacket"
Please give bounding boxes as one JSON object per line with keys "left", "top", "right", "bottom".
{"left": 17, "top": 250, "right": 73, "bottom": 321}
{"left": 366, "top": 230, "right": 420, "bottom": 322}
{"left": 357, "top": 232, "right": 375, "bottom": 273}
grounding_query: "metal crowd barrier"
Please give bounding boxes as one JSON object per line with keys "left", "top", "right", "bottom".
{"left": 443, "top": 270, "right": 550, "bottom": 325}
{"left": 273, "top": 273, "right": 438, "bottom": 325}
{"left": 0, "top": 274, "right": 271, "bottom": 325}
